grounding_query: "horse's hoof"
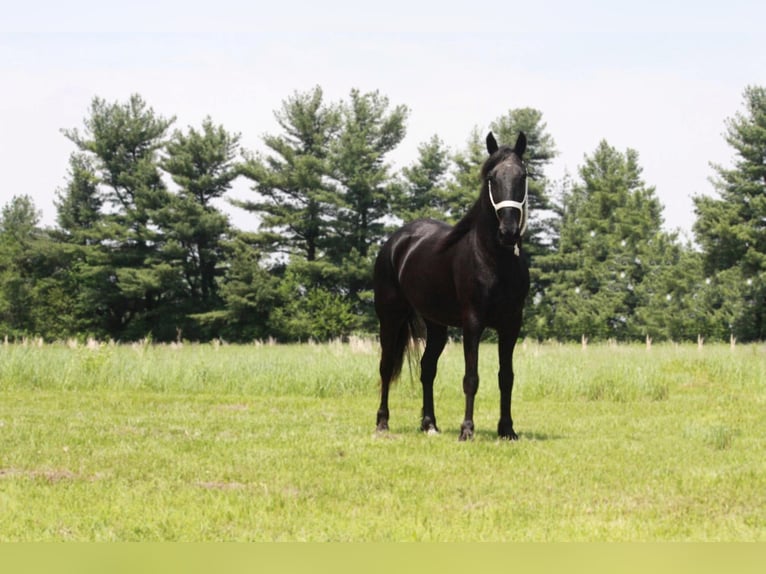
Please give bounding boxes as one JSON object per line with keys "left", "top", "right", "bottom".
{"left": 498, "top": 419, "right": 518, "bottom": 440}
{"left": 459, "top": 421, "right": 474, "bottom": 441}
{"left": 421, "top": 416, "right": 439, "bottom": 435}
{"left": 376, "top": 410, "right": 389, "bottom": 433}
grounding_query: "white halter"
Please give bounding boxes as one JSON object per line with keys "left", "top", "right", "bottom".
{"left": 488, "top": 176, "right": 528, "bottom": 236}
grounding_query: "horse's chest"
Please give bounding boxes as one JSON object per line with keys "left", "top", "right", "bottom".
{"left": 487, "top": 262, "right": 529, "bottom": 308}
{"left": 489, "top": 278, "right": 526, "bottom": 307}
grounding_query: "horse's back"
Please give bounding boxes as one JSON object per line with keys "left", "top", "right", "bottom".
{"left": 377, "top": 218, "right": 451, "bottom": 279}
{"left": 375, "top": 218, "right": 462, "bottom": 325}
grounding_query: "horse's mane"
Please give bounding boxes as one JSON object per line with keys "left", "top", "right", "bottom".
{"left": 440, "top": 146, "right": 520, "bottom": 251}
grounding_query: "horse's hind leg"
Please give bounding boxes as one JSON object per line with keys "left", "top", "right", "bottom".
{"left": 420, "top": 321, "right": 447, "bottom": 433}
{"left": 376, "top": 313, "right": 408, "bottom": 432}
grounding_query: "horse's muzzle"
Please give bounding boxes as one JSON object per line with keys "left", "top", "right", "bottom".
{"left": 498, "top": 225, "right": 521, "bottom": 249}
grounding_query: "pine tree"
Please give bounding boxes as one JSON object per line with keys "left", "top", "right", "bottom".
{"left": 62, "top": 94, "right": 177, "bottom": 339}
{"left": 0, "top": 196, "right": 80, "bottom": 340}
{"left": 52, "top": 153, "right": 109, "bottom": 337}
{"left": 444, "top": 127, "right": 486, "bottom": 223}
{"left": 693, "top": 85, "right": 766, "bottom": 341}
{"left": 326, "top": 89, "right": 408, "bottom": 330}
{"left": 539, "top": 141, "right": 669, "bottom": 341}
{"left": 55, "top": 153, "right": 103, "bottom": 245}
{"left": 396, "top": 135, "right": 452, "bottom": 222}
{"left": 329, "top": 89, "right": 408, "bottom": 261}
{"left": 238, "top": 86, "right": 340, "bottom": 262}
{"left": 632, "top": 237, "right": 708, "bottom": 341}
{"left": 159, "top": 117, "right": 240, "bottom": 319}
{"left": 0, "top": 196, "right": 41, "bottom": 335}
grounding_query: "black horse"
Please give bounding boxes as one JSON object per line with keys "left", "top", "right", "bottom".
{"left": 373, "top": 131, "right": 530, "bottom": 441}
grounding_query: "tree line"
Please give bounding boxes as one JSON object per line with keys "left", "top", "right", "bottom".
{"left": 1, "top": 85, "right": 764, "bottom": 343}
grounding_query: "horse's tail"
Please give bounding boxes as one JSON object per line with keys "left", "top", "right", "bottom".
{"left": 388, "top": 313, "right": 424, "bottom": 385}
{"left": 374, "top": 229, "right": 424, "bottom": 386}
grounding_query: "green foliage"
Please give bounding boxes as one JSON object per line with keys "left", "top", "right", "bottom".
{"left": 693, "top": 85, "right": 766, "bottom": 341}
{"left": 2, "top": 86, "right": 764, "bottom": 343}
{"left": 328, "top": 89, "right": 408, "bottom": 259}
{"left": 159, "top": 117, "right": 241, "bottom": 317}
{"left": 396, "top": 135, "right": 452, "bottom": 222}
{"left": 60, "top": 94, "right": 178, "bottom": 339}
{"left": 0, "top": 196, "right": 83, "bottom": 340}
{"left": 55, "top": 153, "right": 103, "bottom": 243}
{"left": 238, "top": 86, "right": 340, "bottom": 262}
{"left": 536, "top": 141, "right": 683, "bottom": 341}
{"left": 238, "top": 88, "right": 407, "bottom": 335}
{"left": 444, "top": 127, "right": 486, "bottom": 222}
{"left": 632, "top": 239, "right": 709, "bottom": 341}
{"left": 49, "top": 96, "right": 243, "bottom": 341}
{"left": 271, "top": 280, "right": 357, "bottom": 342}
{"left": 196, "top": 234, "right": 281, "bottom": 342}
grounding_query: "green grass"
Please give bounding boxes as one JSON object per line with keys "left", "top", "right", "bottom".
{"left": 0, "top": 340, "right": 764, "bottom": 541}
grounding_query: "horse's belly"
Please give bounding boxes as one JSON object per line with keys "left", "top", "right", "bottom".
{"left": 397, "top": 255, "right": 461, "bottom": 326}
{"left": 412, "top": 294, "right": 463, "bottom": 327}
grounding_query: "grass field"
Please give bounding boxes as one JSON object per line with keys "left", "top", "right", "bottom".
{"left": 0, "top": 339, "right": 764, "bottom": 541}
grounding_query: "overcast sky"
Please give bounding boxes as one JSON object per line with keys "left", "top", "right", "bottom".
{"left": 2, "top": 0, "right": 764, "bottom": 237}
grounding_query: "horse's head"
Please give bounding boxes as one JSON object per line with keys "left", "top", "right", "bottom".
{"left": 483, "top": 131, "right": 528, "bottom": 251}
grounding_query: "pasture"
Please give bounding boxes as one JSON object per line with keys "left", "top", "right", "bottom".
{"left": 0, "top": 339, "right": 764, "bottom": 541}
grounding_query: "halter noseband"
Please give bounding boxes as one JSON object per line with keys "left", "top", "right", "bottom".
{"left": 488, "top": 176, "right": 528, "bottom": 236}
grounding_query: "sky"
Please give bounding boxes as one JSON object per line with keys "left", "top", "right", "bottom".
{"left": 1, "top": 0, "right": 764, "bottom": 237}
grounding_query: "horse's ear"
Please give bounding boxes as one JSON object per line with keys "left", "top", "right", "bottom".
{"left": 486, "top": 132, "right": 499, "bottom": 155}
{"left": 514, "top": 132, "right": 527, "bottom": 157}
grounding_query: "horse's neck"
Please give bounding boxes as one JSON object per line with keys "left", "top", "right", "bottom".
{"left": 472, "top": 204, "right": 500, "bottom": 253}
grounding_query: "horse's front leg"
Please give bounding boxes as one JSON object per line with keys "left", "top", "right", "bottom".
{"left": 497, "top": 318, "right": 522, "bottom": 440}
{"left": 420, "top": 322, "right": 447, "bottom": 434}
{"left": 459, "top": 318, "right": 484, "bottom": 441}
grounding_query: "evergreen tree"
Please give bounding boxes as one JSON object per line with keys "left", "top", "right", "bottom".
{"left": 329, "top": 89, "right": 408, "bottom": 261}
{"left": 326, "top": 89, "right": 408, "bottom": 331}
{"left": 62, "top": 94, "right": 177, "bottom": 339}
{"left": 0, "top": 195, "right": 41, "bottom": 336}
{"left": 445, "top": 128, "right": 489, "bottom": 223}
{"left": 538, "top": 141, "right": 668, "bottom": 341}
{"left": 55, "top": 153, "right": 103, "bottom": 245}
{"left": 159, "top": 117, "right": 240, "bottom": 331}
{"left": 238, "top": 86, "right": 340, "bottom": 262}
{"left": 199, "top": 233, "right": 281, "bottom": 342}
{"left": 0, "top": 196, "right": 80, "bottom": 340}
{"left": 632, "top": 237, "right": 709, "bottom": 341}
{"left": 693, "top": 85, "right": 766, "bottom": 341}
{"left": 396, "top": 134, "right": 452, "bottom": 222}
{"left": 52, "top": 153, "right": 109, "bottom": 337}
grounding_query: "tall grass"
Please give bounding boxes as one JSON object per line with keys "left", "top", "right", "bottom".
{"left": 0, "top": 338, "right": 381, "bottom": 396}
{"left": 0, "top": 340, "right": 764, "bottom": 541}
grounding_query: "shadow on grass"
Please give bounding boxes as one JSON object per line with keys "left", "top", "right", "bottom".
{"left": 374, "top": 426, "right": 565, "bottom": 442}
{"left": 472, "top": 429, "right": 565, "bottom": 442}
{"left": 410, "top": 427, "right": 566, "bottom": 442}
